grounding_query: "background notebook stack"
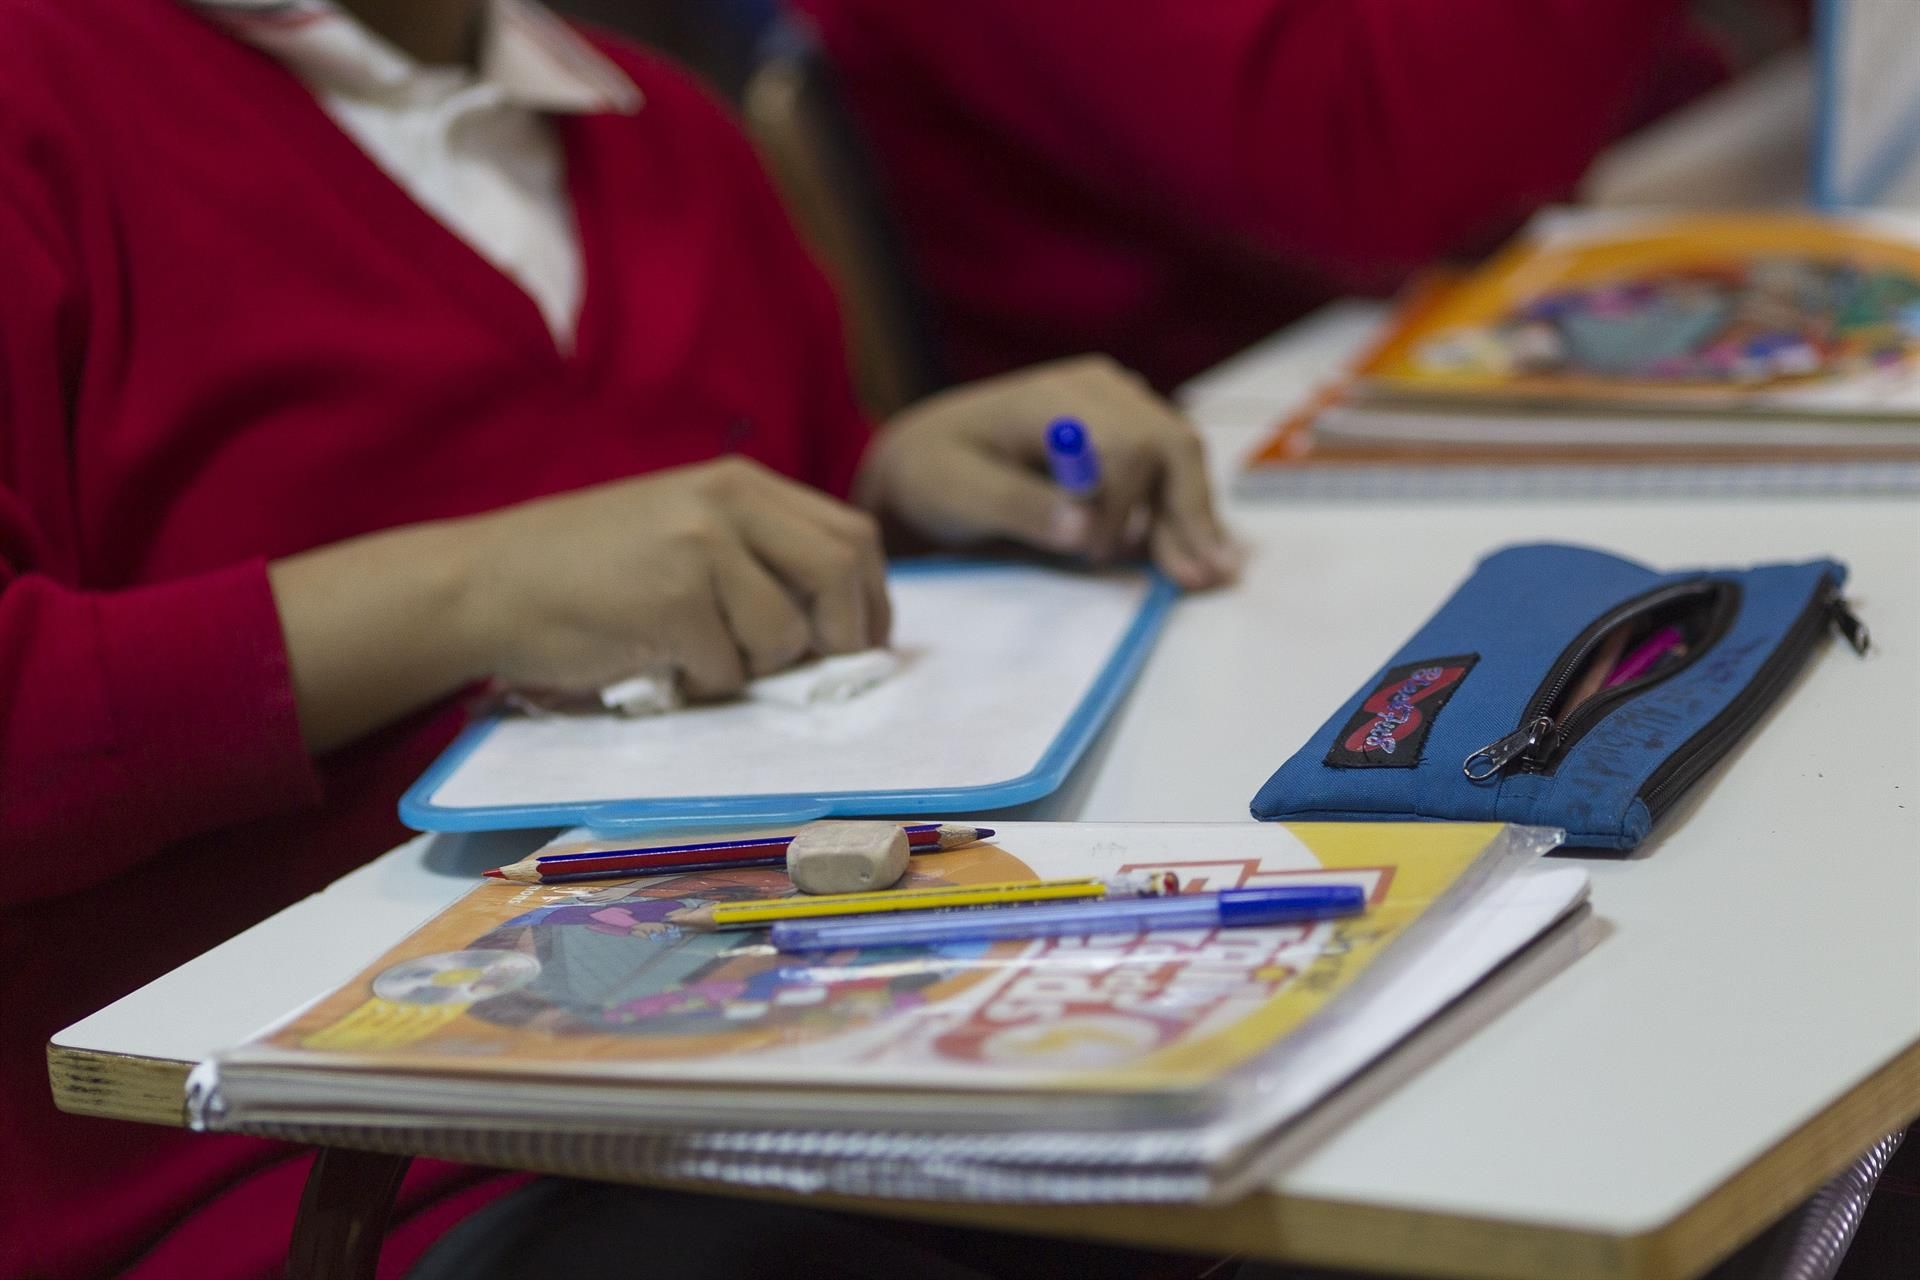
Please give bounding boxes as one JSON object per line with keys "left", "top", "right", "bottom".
{"left": 1239, "top": 210, "right": 1920, "bottom": 498}
{"left": 187, "top": 822, "right": 1586, "bottom": 1204}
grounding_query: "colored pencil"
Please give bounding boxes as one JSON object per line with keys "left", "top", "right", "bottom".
{"left": 665, "top": 871, "right": 1181, "bottom": 931}
{"left": 1603, "top": 624, "right": 1688, "bottom": 689}
{"left": 484, "top": 823, "right": 995, "bottom": 884}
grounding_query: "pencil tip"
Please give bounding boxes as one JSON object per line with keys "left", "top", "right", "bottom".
{"left": 974, "top": 828, "right": 995, "bottom": 839}
{"left": 482, "top": 869, "right": 503, "bottom": 879}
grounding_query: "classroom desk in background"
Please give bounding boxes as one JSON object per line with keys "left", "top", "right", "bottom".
{"left": 50, "top": 305, "right": 1920, "bottom": 1280}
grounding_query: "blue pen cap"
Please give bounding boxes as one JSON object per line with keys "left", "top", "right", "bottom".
{"left": 1044, "top": 416, "right": 1101, "bottom": 494}
{"left": 1216, "top": 884, "right": 1366, "bottom": 926}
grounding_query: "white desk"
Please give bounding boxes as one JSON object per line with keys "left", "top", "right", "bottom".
{"left": 52, "top": 309, "right": 1920, "bottom": 1280}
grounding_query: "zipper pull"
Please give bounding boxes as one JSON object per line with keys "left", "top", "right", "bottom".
{"left": 1463, "top": 715, "right": 1556, "bottom": 782}
{"left": 1829, "top": 598, "right": 1871, "bottom": 656}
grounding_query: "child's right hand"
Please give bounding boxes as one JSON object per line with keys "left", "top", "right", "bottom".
{"left": 268, "top": 457, "right": 889, "bottom": 754}
{"left": 459, "top": 456, "right": 890, "bottom": 698}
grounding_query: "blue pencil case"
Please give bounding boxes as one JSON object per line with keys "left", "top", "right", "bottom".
{"left": 1251, "top": 543, "right": 1868, "bottom": 850}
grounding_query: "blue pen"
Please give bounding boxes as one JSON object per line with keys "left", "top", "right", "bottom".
{"left": 1044, "top": 416, "right": 1101, "bottom": 497}
{"left": 769, "top": 883, "right": 1366, "bottom": 952}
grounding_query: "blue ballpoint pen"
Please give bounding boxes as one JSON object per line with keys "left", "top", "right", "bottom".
{"left": 769, "top": 884, "right": 1367, "bottom": 952}
{"left": 1044, "top": 416, "right": 1101, "bottom": 497}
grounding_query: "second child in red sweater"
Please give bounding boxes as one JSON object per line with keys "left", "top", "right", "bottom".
{"left": 796, "top": 0, "right": 1743, "bottom": 390}
{"left": 0, "top": 1, "right": 1234, "bottom": 1276}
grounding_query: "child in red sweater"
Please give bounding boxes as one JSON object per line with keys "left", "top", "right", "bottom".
{"left": 794, "top": 0, "right": 1746, "bottom": 391}
{"left": 0, "top": 1, "right": 1233, "bottom": 1276}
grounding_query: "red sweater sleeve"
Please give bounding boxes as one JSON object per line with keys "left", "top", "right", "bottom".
{"left": 0, "top": 144, "right": 320, "bottom": 900}
{"left": 807, "top": 0, "right": 1689, "bottom": 279}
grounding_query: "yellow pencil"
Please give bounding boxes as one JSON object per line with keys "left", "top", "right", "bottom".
{"left": 666, "top": 871, "right": 1181, "bottom": 931}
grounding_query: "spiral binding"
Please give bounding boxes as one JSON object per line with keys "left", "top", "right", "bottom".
{"left": 241, "top": 1119, "right": 1220, "bottom": 1203}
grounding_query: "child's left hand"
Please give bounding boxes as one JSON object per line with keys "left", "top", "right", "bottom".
{"left": 854, "top": 355, "right": 1240, "bottom": 590}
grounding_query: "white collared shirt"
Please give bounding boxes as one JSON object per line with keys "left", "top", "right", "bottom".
{"left": 191, "top": 0, "right": 641, "bottom": 346}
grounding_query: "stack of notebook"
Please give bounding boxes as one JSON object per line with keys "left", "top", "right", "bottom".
{"left": 1240, "top": 210, "right": 1920, "bottom": 497}
{"left": 187, "top": 821, "right": 1586, "bottom": 1203}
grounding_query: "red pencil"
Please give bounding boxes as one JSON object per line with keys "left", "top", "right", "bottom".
{"left": 484, "top": 823, "right": 995, "bottom": 885}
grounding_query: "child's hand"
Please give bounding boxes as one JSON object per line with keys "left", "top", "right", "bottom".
{"left": 460, "top": 457, "right": 890, "bottom": 698}
{"left": 269, "top": 457, "right": 888, "bottom": 752}
{"left": 855, "top": 355, "right": 1239, "bottom": 589}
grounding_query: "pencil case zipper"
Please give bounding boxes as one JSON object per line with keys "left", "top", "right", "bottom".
{"left": 1637, "top": 574, "right": 1867, "bottom": 825}
{"left": 1463, "top": 574, "right": 1867, "bottom": 798}
{"left": 1463, "top": 578, "right": 1742, "bottom": 781}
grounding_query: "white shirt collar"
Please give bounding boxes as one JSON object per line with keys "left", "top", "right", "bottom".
{"left": 189, "top": 0, "right": 642, "bottom": 114}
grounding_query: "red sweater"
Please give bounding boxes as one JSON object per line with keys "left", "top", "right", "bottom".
{"left": 0, "top": 2, "right": 867, "bottom": 1275}
{"left": 797, "top": 0, "right": 1719, "bottom": 390}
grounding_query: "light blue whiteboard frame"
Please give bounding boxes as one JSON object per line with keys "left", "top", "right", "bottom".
{"left": 399, "top": 560, "right": 1179, "bottom": 835}
{"left": 1811, "top": 0, "right": 1920, "bottom": 208}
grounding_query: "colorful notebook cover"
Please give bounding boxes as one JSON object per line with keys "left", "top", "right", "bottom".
{"left": 1356, "top": 211, "right": 1920, "bottom": 416}
{"left": 211, "top": 822, "right": 1530, "bottom": 1099}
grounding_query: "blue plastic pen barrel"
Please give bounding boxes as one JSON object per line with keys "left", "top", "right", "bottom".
{"left": 1044, "top": 416, "right": 1101, "bottom": 496}
{"left": 770, "top": 884, "right": 1366, "bottom": 951}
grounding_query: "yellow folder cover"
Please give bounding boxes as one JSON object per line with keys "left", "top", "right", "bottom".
{"left": 241, "top": 822, "right": 1523, "bottom": 1095}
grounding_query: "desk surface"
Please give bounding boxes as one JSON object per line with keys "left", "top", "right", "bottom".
{"left": 52, "top": 307, "right": 1920, "bottom": 1280}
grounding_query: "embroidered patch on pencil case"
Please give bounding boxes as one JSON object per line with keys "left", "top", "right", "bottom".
{"left": 1324, "top": 654, "right": 1479, "bottom": 768}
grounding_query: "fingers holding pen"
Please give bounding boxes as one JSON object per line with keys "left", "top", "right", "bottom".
{"left": 1045, "top": 410, "right": 1232, "bottom": 589}
{"left": 855, "top": 352, "right": 1240, "bottom": 588}
{"left": 1072, "top": 364, "right": 1238, "bottom": 583}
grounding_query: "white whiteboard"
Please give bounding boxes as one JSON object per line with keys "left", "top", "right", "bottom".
{"left": 411, "top": 565, "right": 1163, "bottom": 827}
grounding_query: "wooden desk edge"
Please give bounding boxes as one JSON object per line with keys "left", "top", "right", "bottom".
{"left": 45, "top": 1037, "right": 1920, "bottom": 1280}
{"left": 47, "top": 1044, "right": 191, "bottom": 1127}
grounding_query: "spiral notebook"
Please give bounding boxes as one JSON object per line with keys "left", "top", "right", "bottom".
{"left": 187, "top": 822, "right": 1590, "bottom": 1202}
{"left": 1236, "top": 394, "right": 1920, "bottom": 499}
{"left": 1236, "top": 211, "right": 1920, "bottom": 498}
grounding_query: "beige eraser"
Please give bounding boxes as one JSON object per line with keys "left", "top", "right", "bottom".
{"left": 786, "top": 822, "right": 910, "bottom": 895}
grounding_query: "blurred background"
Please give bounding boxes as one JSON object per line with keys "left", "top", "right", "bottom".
{"left": 550, "top": 0, "right": 1826, "bottom": 421}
